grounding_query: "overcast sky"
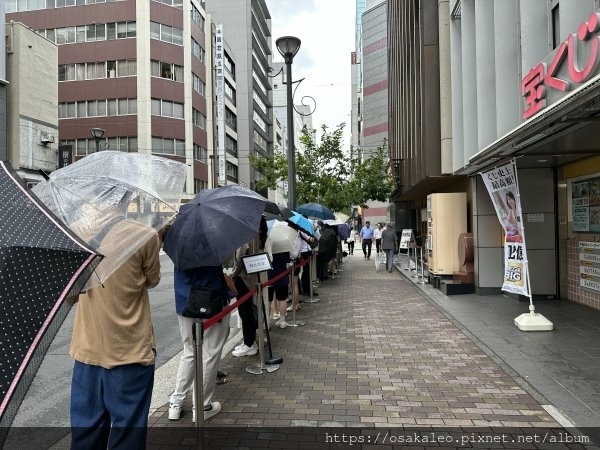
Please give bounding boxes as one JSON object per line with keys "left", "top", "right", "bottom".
{"left": 265, "top": 0, "right": 356, "bottom": 147}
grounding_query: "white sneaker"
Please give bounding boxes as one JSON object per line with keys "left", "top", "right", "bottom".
{"left": 168, "top": 403, "right": 182, "bottom": 420}
{"left": 275, "top": 319, "right": 288, "bottom": 329}
{"left": 203, "top": 401, "right": 222, "bottom": 421}
{"left": 234, "top": 342, "right": 244, "bottom": 351}
{"left": 232, "top": 342, "right": 258, "bottom": 357}
{"left": 192, "top": 403, "right": 221, "bottom": 422}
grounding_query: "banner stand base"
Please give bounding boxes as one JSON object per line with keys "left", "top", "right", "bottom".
{"left": 246, "top": 363, "right": 280, "bottom": 374}
{"left": 514, "top": 306, "right": 553, "bottom": 331}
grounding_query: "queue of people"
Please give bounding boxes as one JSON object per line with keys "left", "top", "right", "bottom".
{"left": 67, "top": 204, "right": 371, "bottom": 448}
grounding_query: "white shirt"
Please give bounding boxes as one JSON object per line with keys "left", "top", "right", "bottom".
{"left": 373, "top": 228, "right": 383, "bottom": 239}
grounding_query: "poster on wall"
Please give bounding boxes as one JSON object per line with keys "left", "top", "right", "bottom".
{"left": 579, "top": 241, "right": 600, "bottom": 293}
{"left": 481, "top": 160, "right": 531, "bottom": 297}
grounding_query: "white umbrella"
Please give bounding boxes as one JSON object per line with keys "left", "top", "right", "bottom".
{"left": 334, "top": 212, "right": 349, "bottom": 222}
{"left": 269, "top": 220, "right": 299, "bottom": 254}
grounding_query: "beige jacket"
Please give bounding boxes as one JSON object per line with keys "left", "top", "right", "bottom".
{"left": 70, "top": 220, "right": 161, "bottom": 369}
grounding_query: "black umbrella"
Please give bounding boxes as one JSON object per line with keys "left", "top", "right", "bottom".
{"left": 164, "top": 185, "right": 272, "bottom": 270}
{"left": 0, "top": 161, "right": 102, "bottom": 434}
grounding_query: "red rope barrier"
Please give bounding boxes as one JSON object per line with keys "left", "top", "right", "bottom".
{"left": 202, "top": 255, "right": 311, "bottom": 331}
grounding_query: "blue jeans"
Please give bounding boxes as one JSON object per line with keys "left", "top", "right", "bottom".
{"left": 385, "top": 249, "right": 395, "bottom": 271}
{"left": 70, "top": 361, "right": 154, "bottom": 450}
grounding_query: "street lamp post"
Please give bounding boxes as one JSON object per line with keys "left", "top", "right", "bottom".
{"left": 90, "top": 127, "right": 105, "bottom": 153}
{"left": 276, "top": 36, "right": 301, "bottom": 211}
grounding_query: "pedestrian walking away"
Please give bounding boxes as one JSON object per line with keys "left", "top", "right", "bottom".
{"left": 381, "top": 223, "right": 398, "bottom": 272}
{"left": 373, "top": 222, "right": 383, "bottom": 254}
{"left": 359, "top": 221, "right": 374, "bottom": 260}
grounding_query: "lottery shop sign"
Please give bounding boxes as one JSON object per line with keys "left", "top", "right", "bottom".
{"left": 522, "top": 12, "right": 600, "bottom": 119}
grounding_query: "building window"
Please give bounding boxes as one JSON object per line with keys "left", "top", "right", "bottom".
{"left": 194, "top": 144, "right": 208, "bottom": 162}
{"left": 253, "top": 110, "right": 267, "bottom": 134}
{"left": 150, "top": 21, "right": 183, "bottom": 45}
{"left": 65, "top": 136, "right": 137, "bottom": 156}
{"left": 224, "top": 80, "right": 235, "bottom": 104}
{"left": 192, "top": 39, "right": 205, "bottom": 63}
{"left": 152, "top": 137, "right": 185, "bottom": 156}
{"left": 191, "top": 4, "right": 205, "bottom": 29}
{"left": 151, "top": 60, "right": 184, "bottom": 82}
{"left": 151, "top": 99, "right": 185, "bottom": 119}
{"left": 192, "top": 108, "right": 207, "bottom": 129}
{"left": 152, "top": 0, "right": 183, "bottom": 8}
{"left": 224, "top": 52, "right": 235, "bottom": 77}
{"left": 225, "top": 107, "right": 237, "bottom": 130}
{"left": 41, "top": 21, "right": 135, "bottom": 44}
{"left": 253, "top": 129, "right": 267, "bottom": 151}
{"left": 8, "top": 0, "right": 129, "bottom": 12}
{"left": 193, "top": 74, "right": 206, "bottom": 96}
{"left": 226, "top": 162, "right": 238, "bottom": 181}
{"left": 58, "top": 60, "right": 136, "bottom": 81}
{"left": 225, "top": 134, "right": 238, "bottom": 156}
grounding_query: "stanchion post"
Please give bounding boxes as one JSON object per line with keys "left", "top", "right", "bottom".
{"left": 404, "top": 245, "right": 411, "bottom": 270}
{"left": 304, "top": 251, "right": 319, "bottom": 303}
{"left": 193, "top": 321, "right": 205, "bottom": 449}
{"left": 412, "top": 246, "right": 420, "bottom": 278}
{"left": 246, "top": 283, "right": 280, "bottom": 374}
{"left": 417, "top": 247, "right": 426, "bottom": 284}
{"left": 287, "top": 262, "right": 305, "bottom": 327}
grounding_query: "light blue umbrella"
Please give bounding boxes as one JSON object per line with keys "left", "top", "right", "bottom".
{"left": 286, "top": 211, "right": 316, "bottom": 237}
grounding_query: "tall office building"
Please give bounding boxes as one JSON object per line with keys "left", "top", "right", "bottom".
{"left": 204, "top": 0, "right": 273, "bottom": 195}
{"left": 361, "top": 1, "right": 388, "bottom": 159}
{"left": 351, "top": 0, "right": 367, "bottom": 159}
{"left": 6, "top": 0, "right": 231, "bottom": 197}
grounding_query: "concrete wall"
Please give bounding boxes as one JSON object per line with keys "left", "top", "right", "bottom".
{"left": 6, "top": 22, "right": 58, "bottom": 173}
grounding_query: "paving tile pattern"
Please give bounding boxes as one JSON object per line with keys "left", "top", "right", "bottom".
{"left": 148, "top": 254, "right": 588, "bottom": 448}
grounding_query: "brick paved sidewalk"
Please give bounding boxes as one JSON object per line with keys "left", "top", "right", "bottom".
{"left": 147, "top": 253, "right": 588, "bottom": 449}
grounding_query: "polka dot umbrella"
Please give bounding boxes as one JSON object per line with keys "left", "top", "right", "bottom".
{"left": 0, "top": 161, "right": 102, "bottom": 433}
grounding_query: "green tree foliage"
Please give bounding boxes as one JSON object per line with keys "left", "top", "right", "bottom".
{"left": 249, "top": 124, "right": 393, "bottom": 212}
{"left": 348, "top": 140, "right": 394, "bottom": 207}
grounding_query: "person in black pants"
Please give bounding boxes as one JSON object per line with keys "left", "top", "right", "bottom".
{"left": 299, "top": 231, "right": 317, "bottom": 297}
{"left": 231, "top": 217, "right": 268, "bottom": 358}
{"left": 316, "top": 221, "right": 337, "bottom": 281}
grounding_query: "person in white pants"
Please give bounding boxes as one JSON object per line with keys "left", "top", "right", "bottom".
{"left": 168, "top": 265, "right": 232, "bottom": 422}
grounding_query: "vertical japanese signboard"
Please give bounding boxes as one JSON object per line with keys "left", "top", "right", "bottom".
{"left": 481, "top": 161, "right": 531, "bottom": 297}
{"left": 58, "top": 144, "right": 73, "bottom": 168}
{"left": 215, "top": 24, "right": 225, "bottom": 184}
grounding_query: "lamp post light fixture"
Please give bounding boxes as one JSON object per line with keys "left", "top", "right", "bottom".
{"left": 90, "top": 127, "right": 105, "bottom": 153}
{"left": 276, "top": 35, "right": 301, "bottom": 211}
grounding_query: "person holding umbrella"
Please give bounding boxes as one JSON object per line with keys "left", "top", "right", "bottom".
{"left": 69, "top": 220, "right": 163, "bottom": 449}
{"left": 231, "top": 217, "right": 270, "bottom": 357}
{"left": 167, "top": 260, "right": 232, "bottom": 422}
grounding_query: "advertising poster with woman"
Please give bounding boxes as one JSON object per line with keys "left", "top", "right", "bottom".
{"left": 481, "top": 161, "right": 530, "bottom": 297}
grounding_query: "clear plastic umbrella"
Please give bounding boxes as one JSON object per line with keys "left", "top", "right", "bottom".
{"left": 32, "top": 151, "right": 186, "bottom": 289}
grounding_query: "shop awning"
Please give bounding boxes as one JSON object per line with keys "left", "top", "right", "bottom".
{"left": 457, "top": 73, "right": 600, "bottom": 175}
{"left": 391, "top": 175, "right": 469, "bottom": 202}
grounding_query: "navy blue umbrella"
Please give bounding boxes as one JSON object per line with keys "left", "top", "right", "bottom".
{"left": 164, "top": 185, "right": 270, "bottom": 270}
{"left": 296, "top": 203, "right": 335, "bottom": 220}
{"left": 337, "top": 223, "right": 351, "bottom": 240}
